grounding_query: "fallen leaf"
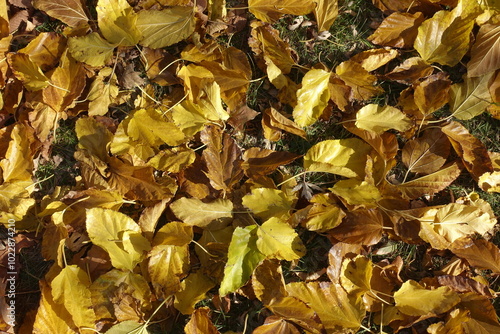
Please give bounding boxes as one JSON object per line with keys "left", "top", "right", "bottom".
{"left": 242, "top": 147, "right": 301, "bottom": 178}
{"left": 293, "top": 68, "right": 331, "bottom": 127}
{"left": 248, "top": 0, "right": 315, "bottom": 23}
{"left": 185, "top": 308, "right": 220, "bottom": 334}
{"left": 301, "top": 193, "right": 346, "bottom": 232}
{"left": 350, "top": 48, "right": 399, "bottom": 72}
{"left": 33, "top": 0, "right": 89, "bottom": 29}
{"left": 242, "top": 188, "right": 295, "bottom": 221}
{"left": 355, "top": 104, "right": 412, "bottom": 134}
{"left": 414, "top": 72, "right": 451, "bottom": 115}
{"left": 467, "top": 24, "right": 500, "bottom": 77}
{"left": 174, "top": 272, "right": 216, "bottom": 315}
{"left": 368, "top": 12, "right": 425, "bottom": 49}
{"left": 328, "top": 208, "right": 385, "bottom": 245}
{"left": 96, "top": 0, "right": 141, "bottom": 46}
{"left": 336, "top": 60, "right": 383, "bottom": 100}
{"left": 148, "top": 243, "right": 189, "bottom": 297}
{"left": 256, "top": 217, "right": 306, "bottom": 261}
{"left": 0, "top": 123, "right": 33, "bottom": 183}
{"left": 170, "top": 197, "right": 233, "bottom": 229}
{"left": 313, "top": 0, "right": 338, "bottom": 32}
{"left": 253, "top": 316, "right": 301, "bottom": 334}
{"left": 402, "top": 128, "right": 450, "bottom": 175}
{"left": 448, "top": 72, "right": 494, "bottom": 120}
{"left": 450, "top": 237, "right": 500, "bottom": 274}
{"left": 304, "top": 138, "right": 372, "bottom": 178}
{"left": 394, "top": 280, "right": 460, "bottom": 316}
{"left": 137, "top": 7, "right": 195, "bottom": 49}
{"left": 262, "top": 107, "right": 306, "bottom": 141}
{"left": 385, "top": 57, "right": 434, "bottom": 84}
{"left": 7, "top": 53, "right": 49, "bottom": 91}
{"left": 68, "top": 32, "right": 115, "bottom": 67}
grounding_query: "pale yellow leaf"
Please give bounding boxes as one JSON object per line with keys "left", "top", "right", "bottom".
{"left": 468, "top": 24, "right": 500, "bottom": 77}
{"left": 68, "top": 33, "right": 115, "bottom": 67}
{"left": 242, "top": 188, "right": 295, "bottom": 221}
{"left": 304, "top": 138, "right": 372, "bottom": 178}
{"left": 355, "top": 104, "right": 412, "bottom": 134}
{"left": 137, "top": 7, "right": 195, "bottom": 49}
{"left": 7, "top": 53, "right": 49, "bottom": 91}
{"left": 313, "top": 0, "right": 338, "bottom": 32}
{"left": 256, "top": 217, "right": 306, "bottom": 261}
{"left": 170, "top": 197, "right": 233, "bottom": 229}
{"left": 148, "top": 244, "right": 189, "bottom": 297}
{"left": 86, "top": 207, "right": 150, "bottom": 270}
{"left": 330, "top": 179, "right": 381, "bottom": 206}
{"left": 174, "top": 271, "right": 216, "bottom": 315}
{"left": 97, "top": 0, "right": 141, "bottom": 46}
{"left": 0, "top": 124, "right": 33, "bottom": 183}
{"left": 249, "top": 0, "right": 315, "bottom": 23}
{"left": 449, "top": 72, "right": 494, "bottom": 120}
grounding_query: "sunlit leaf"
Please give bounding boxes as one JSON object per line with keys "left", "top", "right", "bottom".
{"left": 414, "top": 0, "right": 480, "bottom": 66}
{"left": 335, "top": 60, "right": 383, "bottom": 100}
{"left": 304, "top": 138, "right": 372, "bottom": 178}
{"left": 96, "top": 0, "right": 141, "bottom": 46}
{"left": 137, "top": 7, "right": 195, "bottom": 49}
{"left": 51, "top": 265, "right": 96, "bottom": 329}
{"left": 252, "top": 259, "right": 287, "bottom": 305}
{"left": 328, "top": 208, "right": 384, "bottom": 246}
{"left": 355, "top": 104, "right": 412, "bottom": 134}
{"left": 248, "top": 0, "right": 314, "bottom": 23}
{"left": 219, "top": 225, "right": 265, "bottom": 295}
{"left": 242, "top": 147, "right": 301, "bottom": 178}
{"left": 468, "top": 24, "right": 500, "bottom": 77}
{"left": 253, "top": 317, "right": 301, "bottom": 334}
{"left": 147, "top": 146, "right": 195, "bottom": 173}
{"left": 451, "top": 237, "right": 500, "bottom": 274}
{"left": 413, "top": 72, "right": 451, "bottom": 115}
{"left": 87, "top": 67, "right": 120, "bottom": 116}
{"left": 368, "top": 12, "right": 425, "bottom": 49}
{"left": 0, "top": 124, "right": 33, "bottom": 183}
{"left": 448, "top": 72, "right": 494, "bottom": 120}
{"left": 293, "top": 69, "right": 331, "bottom": 127}
{"left": 301, "top": 193, "right": 346, "bottom": 232}
{"left": 256, "top": 217, "right": 306, "bottom": 261}
{"left": 242, "top": 188, "right": 295, "bottom": 221}
{"left": 350, "top": 48, "right": 398, "bottom": 72}
{"left": 331, "top": 179, "right": 381, "bottom": 206}
{"left": 33, "top": 0, "right": 89, "bottom": 29}
{"left": 394, "top": 280, "right": 460, "bottom": 316}
{"left": 174, "top": 271, "right": 215, "bottom": 315}
{"left": 86, "top": 208, "right": 150, "bottom": 270}
{"left": 148, "top": 244, "right": 189, "bottom": 297}
{"left": 402, "top": 128, "right": 450, "bottom": 175}
{"left": 170, "top": 197, "right": 233, "bottom": 229}
{"left": 185, "top": 308, "right": 220, "bottom": 334}
{"left": 33, "top": 281, "right": 77, "bottom": 333}
{"left": 340, "top": 255, "right": 372, "bottom": 297}
{"left": 7, "top": 53, "right": 49, "bottom": 91}
{"left": 313, "top": 0, "right": 338, "bottom": 32}
{"left": 68, "top": 33, "right": 115, "bottom": 67}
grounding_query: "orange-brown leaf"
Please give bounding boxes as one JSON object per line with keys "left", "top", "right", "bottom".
{"left": 451, "top": 237, "right": 500, "bottom": 274}
{"left": 242, "top": 147, "right": 301, "bottom": 178}
{"left": 368, "top": 12, "right": 425, "bottom": 49}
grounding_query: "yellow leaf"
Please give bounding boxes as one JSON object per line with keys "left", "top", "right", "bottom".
{"left": 7, "top": 53, "right": 49, "bottom": 91}
{"left": 468, "top": 24, "right": 500, "bottom": 77}
{"left": 152, "top": 221, "right": 193, "bottom": 246}
{"left": 248, "top": 0, "right": 315, "bottom": 23}
{"left": 87, "top": 67, "right": 120, "bottom": 116}
{"left": 414, "top": 0, "right": 480, "bottom": 66}
{"left": 51, "top": 265, "right": 96, "bottom": 329}
{"left": 479, "top": 171, "right": 500, "bottom": 193}
{"left": 368, "top": 12, "right": 425, "bottom": 49}
{"left": 293, "top": 69, "right": 331, "bottom": 127}
{"left": 171, "top": 100, "right": 209, "bottom": 138}
{"left": 340, "top": 255, "right": 373, "bottom": 297}
{"left": 304, "top": 138, "right": 372, "bottom": 178}
{"left": 68, "top": 33, "right": 115, "bottom": 67}
{"left": 256, "top": 217, "right": 306, "bottom": 261}
{"left": 242, "top": 188, "right": 295, "bottom": 221}
{"left": 170, "top": 197, "right": 233, "bottom": 229}
{"left": 76, "top": 117, "right": 113, "bottom": 162}
{"left": 33, "top": 281, "right": 77, "bottom": 334}
{"left": 174, "top": 271, "right": 216, "bottom": 315}
{"left": 86, "top": 208, "right": 150, "bottom": 270}
{"left": 148, "top": 244, "right": 189, "bottom": 297}
{"left": 335, "top": 60, "right": 383, "bottom": 100}
{"left": 253, "top": 317, "right": 302, "bottom": 334}
{"left": 451, "top": 237, "right": 500, "bottom": 274}
{"left": 147, "top": 146, "right": 195, "bottom": 173}
{"left": 0, "top": 124, "right": 33, "bottom": 183}
{"left": 266, "top": 296, "right": 325, "bottom": 333}
{"left": 330, "top": 179, "right": 381, "bottom": 206}
{"left": 262, "top": 107, "right": 306, "bottom": 141}
{"left": 350, "top": 48, "right": 399, "bottom": 72}
{"left": 96, "top": 0, "right": 141, "bottom": 46}
{"left": 252, "top": 259, "right": 287, "bottom": 305}
{"left": 33, "top": 0, "right": 89, "bottom": 29}
{"left": 355, "top": 104, "right": 412, "bottom": 134}
{"left": 286, "top": 281, "right": 365, "bottom": 332}
{"left": 19, "top": 32, "right": 66, "bottom": 71}
{"left": 301, "top": 194, "right": 346, "bottom": 232}
{"left": 394, "top": 280, "right": 460, "bottom": 316}
{"left": 449, "top": 72, "right": 494, "bottom": 120}
{"left": 137, "top": 7, "right": 195, "bottom": 49}
{"left": 328, "top": 208, "right": 385, "bottom": 246}
{"left": 313, "top": 0, "right": 338, "bottom": 32}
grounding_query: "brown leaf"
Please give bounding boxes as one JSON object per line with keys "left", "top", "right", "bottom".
{"left": 252, "top": 259, "right": 287, "bottom": 305}
{"left": 201, "top": 125, "right": 244, "bottom": 194}
{"left": 266, "top": 296, "right": 325, "bottom": 334}
{"left": 402, "top": 128, "right": 450, "bottom": 175}
{"left": 33, "top": 0, "right": 89, "bottom": 29}
{"left": 227, "top": 104, "right": 259, "bottom": 132}
{"left": 142, "top": 47, "right": 180, "bottom": 86}
{"left": 395, "top": 162, "right": 461, "bottom": 200}
{"left": 468, "top": 24, "right": 500, "bottom": 77}
{"left": 436, "top": 275, "right": 493, "bottom": 298}
{"left": 18, "top": 32, "right": 66, "bottom": 72}
{"left": 335, "top": 60, "right": 383, "bottom": 101}
{"left": 368, "top": 12, "right": 425, "bottom": 49}
{"left": 385, "top": 57, "right": 434, "bottom": 84}
{"left": 253, "top": 316, "right": 301, "bottom": 334}
{"left": 442, "top": 121, "right": 493, "bottom": 180}
{"left": 262, "top": 108, "right": 306, "bottom": 141}
{"left": 413, "top": 72, "right": 450, "bottom": 115}
{"left": 328, "top": 208, "right": 384, "bottom": 246}
{"left": 185, "top": 308, "right": 220, "bottom": 334}
{"left": 242, "top": 147, "right": 301, "bottom": 178}
{"left": 450, "top": 237, "right": 500, "bottom": 274}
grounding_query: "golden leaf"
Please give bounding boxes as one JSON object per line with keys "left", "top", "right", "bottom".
{"left": 414, "top": 0, "right": 480, "bottom": 66}
{"left": 76, "top": 117, "right": 113, "bottom": 162}
{"left": 147, "top": 146, "right": 195, "bottom": 173}
{"left": 252, "top": 259, "right": 287, "bottom": 305}
{"left": 256, "top": 217, "right": 306, "bottom": 261}
{"left": 86, "top": 207, "right": 150, "bottom": 270}
{"left": 286, "top": 281, "right": 365, "bottom": 332}
{"left": 174, "top": 272, "right": 215, "bottom": 315}
{"left": 185, "top": 308, "right": 220, "bottom": 334}
{"left": 0, "top": 124, "right": 33, "bottom": 183}
{"left": 385, "top": 56, "right": 434, "bottom": 84}
{"left": 414, "top": 72, "right": 451, "bottom": 115}
{"left": 350, "top": 48, "right": 399, "bottom": 72}
{"left": 304, "top": 138, "right": 372, "bottom": 178}
{"left": 242, "top": 147, "right": 301, "bottom": 178}
{"left": 335, "top": 60, "right": 383, "bottom": 100}
{"left": 248, "top": 0, "right": 314, "bottom": 23}
{"left": 153, "top": 221, "right": 193, "bottom": 247}
{"left": 96, "top": 0, "right": 141, "bottom": 46}
{"left": 19, "top": 32, "right": 66, "bottom": 71}
{"left": 355, "top": 104, "right": 412, "bottom": 134}
{"left": 340, "top": 255, "right": 373, "bottom": 297}
{"left": 242, "top": 188, "right": 295, "bottom": 221}
{"left": 253, "top": 317, "right": 302, "bottom": 334}
{"left": 301, "top": 193, "right": 346, "bottom": 232}
{"left": 266, "top": 296, "right": 325, "bottom": 334}
{"left": 328, "top": 208, "right": 385, "bottom": 246}
{"left": 262, "top": 107, "right": 306, "bottom": 141}
{"left": 293, "top": 69, "right": 331, "bottom": 127}
{"left": 313, "top": 0, "right": 338, "bottom": 32}
{"left": 51, "top": 265, "right": 96, "bottom": 329}
{"left": 478, "top": 171, "right": 500, "bottom": 193}
{"left": 137, "top": 7, "right": 195, "bottom": 49}
{"left": 331, "top": 179, "right": 381, "bottom": 206}
{"left": 394, "top": 280, "right": 460, "bottom": 316}
{"left": 451, "top": 237, "right": 500, "bottom": 274}
{"left": 87, "top": 67, "right": 120, "bottom": 116}
{"left": 7, "top": 53, "right": 49, "bottom": 91}
{"left": 68, "top": 33, "right": 115, "bottom": 67}
{"left": 148, "top": 244, "right": 189, "bottom": 297}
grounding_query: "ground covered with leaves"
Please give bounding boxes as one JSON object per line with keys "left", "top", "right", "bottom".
{"left": 1, "top": 0, "right": 500, "bottom": 333}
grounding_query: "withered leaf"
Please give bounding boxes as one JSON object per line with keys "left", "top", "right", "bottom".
{"left": 448, "top": 72, "right": 494, "bottom": 120}
{"left": 33, "top": 0, "right": 89, "bottom": 29}
{"left": 262, "top": 107, "right": 306, "bottom": 141}
{"left": 414, "top": 72, "right": 450, "bottom": 115}
{"left": 242, "top": 147, "right": 301, "bottom": 178}
{"left": 248, "top": 0, "right": 314, "bottom": 23}
{"left": 185, "top": 308, "right": 220, "bottom": 334}
{"left": 368, "top": 12, "right": 425, "bottom": 49}
{"left": 328, "top": 208, "right": 384, "bottom": 245}
{"left": 336, "top": 60, "right": 383, "bottom": 101}
{"left": 451, "top": 237, "right": 500, "bottom": 274}
{"left": 385, "top": 57, "right": 434, "bottom": 84}
{"left": 468, "top": 24, "right": 500, "bottom": 77}
{"left": 201, "top": 125, "right": 244, "bottom": 193}
{"left": 402, "top": 128, "right": 450, "bottom": 175}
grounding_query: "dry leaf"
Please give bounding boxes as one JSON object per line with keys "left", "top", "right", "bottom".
{"left": 355, "top": 104, "right": 412, "bottom": 134}
{"left": 368, "top": 12, "right": 425, "bottom": 49}
{"left": 468, "top": 24, "right": 500, "bottom": 77}
{"left": 313, "top": 0, "right": 338, "bottom": 32}
{"left": 402, "top": 128, "right": 450, "bottom": 175}
{"left": 248, "top": 0, "right": 315, "bottom": 23}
